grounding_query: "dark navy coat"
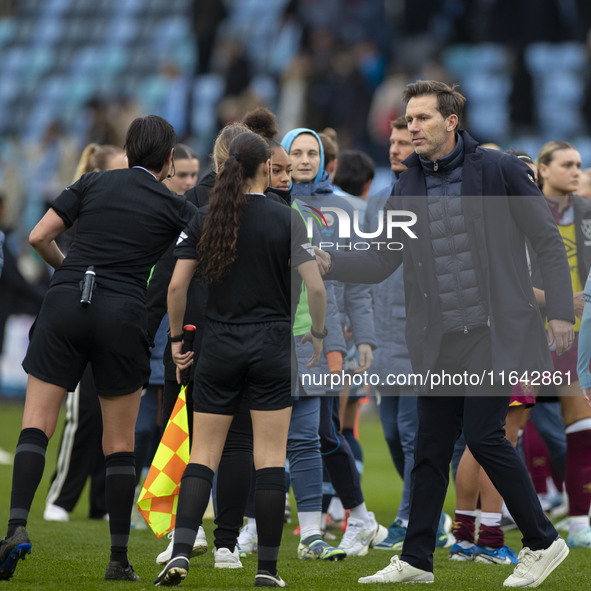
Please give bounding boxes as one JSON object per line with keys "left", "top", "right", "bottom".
{"left": 328, "top": 130, "right": 574, "bottom": 382}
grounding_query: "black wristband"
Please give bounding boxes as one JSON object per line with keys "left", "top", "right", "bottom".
{"left": 310, "top": 326, "right": 328, "bottom": 339}
{"left": 168, "top": 334, "right": 183, "bottom": 343}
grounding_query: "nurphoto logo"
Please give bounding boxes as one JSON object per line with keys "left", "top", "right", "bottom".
{"left": 304, "top": 206, "right": 418, "bottom": 250}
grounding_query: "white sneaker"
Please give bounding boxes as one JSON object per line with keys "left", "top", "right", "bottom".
{"left": 359, "top": 555, "right": 434, "bottom": 584}
{"left": 43, "top": 503, "right": 69, "bottom": 522}
{"left": 0, "top": 448, "right": 12, "bottom": 465}
{"left": 503, "top": 537, "right": 569, "bottom": 587}
{"left": 156, "top": 527, "right": 208, "bottom": 565}
{"left": 567, "top": 525, "right": 591, "bottom": 548}
{"left": 214, "top": 547, "right": 243, "bottom": 569}
{"left": 237, "top": 523, "right": 258, "bottom": 555}
{"left": 340, "top": 512, "right": 389, "bottom": 557}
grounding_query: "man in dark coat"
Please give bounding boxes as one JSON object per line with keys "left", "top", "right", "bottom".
{"left": 316, "top": 80, "right": 573, "bottom": 587}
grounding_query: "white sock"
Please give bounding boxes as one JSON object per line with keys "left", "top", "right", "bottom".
{"left": 247, "top": 517, "right": 256, "bottom": 528}
{"left": 397, "top": 517, "right": 409, "bottom": 528}
{"left": 298, "top": 511, "right": 322, "bottom": 541}
{"left": 565, "top": 419, "right": 591, "bottom": 434}
{"left": 349, "top": 502, "right": 372, "bottom": 527}
{"left": 546, "top": 476, "right": 560, "bottom": 498}
{"left": 480, "top": 512, "right": 502, "bottom": 528}
{"left": 569, "top": 515, "right": 589, "bottom": 536}
{"left": 328, "top": 496, "right": 345, "bottom": 521}
{"left": 458, "top": 540, "right": 474, "bottom": 549}
{"left": 455, "top": 510, "right": 476, "bottom": 517}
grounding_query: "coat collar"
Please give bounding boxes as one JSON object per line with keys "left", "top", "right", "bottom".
{"left": 402, "top": 129, "right": 479, "bottom": 169}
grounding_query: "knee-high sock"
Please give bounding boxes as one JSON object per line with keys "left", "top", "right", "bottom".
{"left": 8, "top": 428, "right": 49, "bottom": 536}
{"left": 522, "top": 421, "right": 551, "bottom": 494}
{"left": 105, "top": 452, "right": 135, "bottom": 566}
{"left": 452, "top": 511, "right": 476, "bottom": 544}
{"left": 172, "top": 463, "right": 214, "bottom": 559}
{"left": 255, "top": 467, "right": 286, "bottom": 575}
{"left": 565, "top": 425, "right": 591, "bottom": 517}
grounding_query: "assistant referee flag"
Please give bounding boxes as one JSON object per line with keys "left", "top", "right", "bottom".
{"left": 137, "top": 386, "right": 190, "bottom": 537}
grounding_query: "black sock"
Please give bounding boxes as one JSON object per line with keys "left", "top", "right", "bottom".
{"left": 255, "top": 467, "right": 286, "bottom": 575}
{"left": 105, "top": 452, "right": 135, "bottom": 566}
{"left": 172, "top": 463, "right": 214, "bottom": 559}
{"left": 214, "top": 449, "right": 253, "bottom": 551}
{"left": 8, "top": 428, "right": 49, "bottom": 537}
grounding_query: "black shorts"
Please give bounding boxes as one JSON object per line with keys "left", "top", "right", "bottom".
{"left": 23, "top": 285, "right": 150, "bottom": 396}
{"left": 193, "top": 320, "right": 293, "bottom": 415}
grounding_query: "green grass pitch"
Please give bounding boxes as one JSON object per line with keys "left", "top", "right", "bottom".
{"left": 0, "top": 400, "right": 588, "bottom": 590}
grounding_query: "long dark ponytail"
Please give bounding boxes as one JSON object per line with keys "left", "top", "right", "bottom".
{"left": 196, "top": 131, "right": 271, "bottom": 282}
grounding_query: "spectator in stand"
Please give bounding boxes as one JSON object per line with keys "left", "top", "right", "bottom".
{"left": 191, "top": 0, "right": 227, "bottom": 75}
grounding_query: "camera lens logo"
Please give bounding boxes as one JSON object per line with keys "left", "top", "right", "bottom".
{"left": 303, "top": 206, "right": 329, "bottom": 230}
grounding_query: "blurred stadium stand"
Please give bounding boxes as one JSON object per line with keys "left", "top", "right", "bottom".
{"left": 1, "top": 0, "right": 591, "bottom": 396}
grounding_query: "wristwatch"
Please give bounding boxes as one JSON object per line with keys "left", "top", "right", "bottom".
{"left": 168, "top": 334, "right": 183, "bottom": 343}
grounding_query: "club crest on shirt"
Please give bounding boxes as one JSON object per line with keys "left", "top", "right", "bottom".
{"left": 582, "top": 218, "right": 591, "bottom": 242}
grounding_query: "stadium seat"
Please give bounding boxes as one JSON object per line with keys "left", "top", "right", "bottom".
{"left": 103, "top": 15, "right": 139, "bottom": 45}
{"left": 0, "top": 18, "right": 17, "bottom": 49}
{"left": 191, "top": 73, "right": 224, "bottom": 139}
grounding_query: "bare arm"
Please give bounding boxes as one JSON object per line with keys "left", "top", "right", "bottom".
{"left": 28, "top": 209, "right": 67, "bottom": 270}
{"left": 167, "top": 258, "right": 198, "bottom": 380}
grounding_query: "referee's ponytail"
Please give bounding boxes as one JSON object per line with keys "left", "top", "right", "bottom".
{"left": 197, "top": 131, "right": 271, "bottom": 283}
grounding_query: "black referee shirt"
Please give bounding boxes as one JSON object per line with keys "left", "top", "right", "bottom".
{"left": 50, "top": 167, "right": 196, "bottom": 301}
{"left": 175, "top": 193, "right": 313, "bottom": 324}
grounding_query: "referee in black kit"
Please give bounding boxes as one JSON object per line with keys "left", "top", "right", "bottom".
{"left": 154, "top": 130, "right": 325, "bottom": 588}
{"left": 0, "top": 116, "right": 196, "bottom": 583}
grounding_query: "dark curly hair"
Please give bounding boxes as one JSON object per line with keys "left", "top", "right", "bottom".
{"left": 242, "top": 107, "right": 279, "bottom": 140}
{"left": 196, "top": 131, "right": 271, "bottom": 282}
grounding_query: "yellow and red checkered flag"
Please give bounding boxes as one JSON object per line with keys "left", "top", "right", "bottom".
{"left": 137, "top": 385, "right": 190, "bottom": 538}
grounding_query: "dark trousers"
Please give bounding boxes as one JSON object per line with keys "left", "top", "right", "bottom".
{"left": 319, "top": 396, "right": 364, "bottom": 509}
{"left": 401, "top": 328, "right": 557, "bottom": 572}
